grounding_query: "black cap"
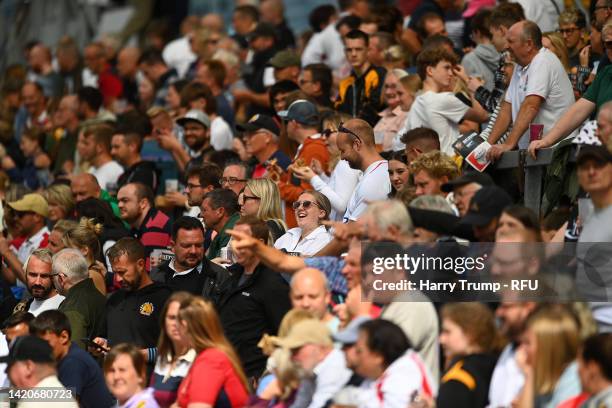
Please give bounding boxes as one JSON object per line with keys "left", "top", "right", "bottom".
{"left": 441, "top": 171, "right": 494, "bottom": 193}
{"left": 576, "top": 145, "right": 612, "bottom": 166}
{"left": 236, "top": 114, "right": 280, "bottom": 136}
{"left": 278, "top": 99, "right": 319, "bottom": 126}
{"left": 459, "top": 185, "right": 512, "bottom": 227}
{"left": 249, "top": 23, "right": 277, "bottom": 41}
{"left": 0, "top": 336, "right": 54, "bottom": 369}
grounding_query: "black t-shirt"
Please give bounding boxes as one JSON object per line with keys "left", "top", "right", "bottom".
{"left": 117, "top": 160, "right": 159, "bottom": 193}
{"left": 104, "top": 282, "right": 171, "bottom": 348}
{"left": 58, "top": 343, "right": 115, "bottom": 408}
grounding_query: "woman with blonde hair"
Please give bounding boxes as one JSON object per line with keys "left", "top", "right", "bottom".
{"left": 292, "top": 112, "right": 361, "bottom": 221}
{"left": 437, "top": 302, "right": 501, "bottom": 408}
{"left": 44, "top": 184, "right": 75, "bottom": 225}
{"left": 62, "top": 218, "right": 107, "bottom": 295}
{"left": 174, "top": 297, "right": 249, "bottom": 407}
{"left": 238, "top": 178, "right": 286, "bottom": 241}
{"left": 273, "top": 190, "right": 333, "bottom": 256}
{"left": 514, "top": 305, "right": 582, "bottom": 408}
{"left": 150, "top": 292, "right": 195, "bottom": 407}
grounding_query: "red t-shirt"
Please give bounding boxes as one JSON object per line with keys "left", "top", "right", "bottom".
{"left": 177, "top": 348, "right": 248, "bottom": 408}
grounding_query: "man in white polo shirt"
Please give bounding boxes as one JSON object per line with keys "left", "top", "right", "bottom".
{"left": 337, "top": 118, "right": 391, "bottom": 223}
{"left": 487, "top": 20, "right": 576, "bottom": 160}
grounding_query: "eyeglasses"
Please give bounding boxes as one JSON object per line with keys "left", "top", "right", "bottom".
{"left": 322, "top": 128, "right": 337, "bottom": 138}
{"left": 242, "top": 195, "right": 260, "bottom": 202}
{"left": 292, "top": 200, "right": 320, "bottom": 210}
{"left": 220, "top": 177, "right": 247, "bottom": 186}
{"left": 186, "top": 183, "right": 202, "bottom": 190}
{"left": 558, "top": 27, "right": 580, "bottom": 35}
{"left": 338, "top": 122, "right": 362, "bottom": 144}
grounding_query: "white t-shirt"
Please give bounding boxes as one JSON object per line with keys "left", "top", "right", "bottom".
{"left": 16, "top": 226, "right": 50, "bottom": 265}
{"left": 28, "top": 293, "right": 66, "bottom": 316}
{"left": 273, "top": 225, "right": 333, "bottom": 256}
{"left": 162, "top": 36, "right": 197, "bottom": 79}
{"left": 210, "top": 116, "right": 234, "bottom": 151}
{"left": 301, "top": 23, "right": 351, "bottom": 78}
{"left": 89, "top": 160, "right": 124, "bottom": 191}
{"left": 394, "top": 91, "right": 470, "bottom": 155}
{"left": 504, "top": 47, "right": 576, "bottom": 148}
{"left": 487, "top": 344, "right": 525, "bottom": 408}
{"left": 343, "top": 160, "right": 391, "bottom": 223}
{"left": 511, "top": 0, "right": 563, "bottom": 33}
{"left": 310, "top": 160, "right": 362, "bottom": 221}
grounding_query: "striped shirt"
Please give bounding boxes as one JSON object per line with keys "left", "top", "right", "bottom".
{"left": 131, "top": 208, "right": 172, "bottom": 271}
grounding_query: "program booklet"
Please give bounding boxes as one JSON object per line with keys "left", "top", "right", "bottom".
{"left": 453, "top": 132, "right": 492, "bottom": 172}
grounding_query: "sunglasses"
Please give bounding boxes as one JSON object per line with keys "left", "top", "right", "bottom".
{"left": 338, "top": 122, "right": 362, "bottom": 143}
{"left": 322, "top": 128, "right": 337, "bottom": 138}
{"left": 14, "top": 211, "right": 34, "bottom": 218}
{"left": 292, "top": 200, "right": 320, "bottom": 210}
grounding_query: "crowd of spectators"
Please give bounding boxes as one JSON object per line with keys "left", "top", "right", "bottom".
{"left": 0, "top": 0, "right": 611, "bottom": 407}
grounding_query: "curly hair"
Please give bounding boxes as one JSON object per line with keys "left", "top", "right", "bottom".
{"left": 416, "top": 47, "right": 457, "bottom": 81}
{"left": 409, "top": 150, "right": 459, "bottom": 180}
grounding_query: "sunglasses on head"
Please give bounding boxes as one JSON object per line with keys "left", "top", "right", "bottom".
{"left": 292, "top": 200, "right": 320, "bottom": 210}
{"left": 338, "top": 122, "right": 363, "bottom": 143}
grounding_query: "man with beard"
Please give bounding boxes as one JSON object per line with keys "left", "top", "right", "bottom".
{"left": 152, "top": 216, "right": 227, "bottom": 296}
{"left": 337, "top": 118, "right": 390, "bottom": 223}
{"left": 158, "top": 109, "right": 214, "bottom": 171}
{"left": 116, "top": 182, "right": 172, "bottom": 271}
{"left": 93, "top": 238, "right": 170, "bottom": 364}
{"left": 12, "top": 249, "right": 64, "bottom": 317}
{"left": 53, "top": 249, "right": 106, "bottom": 348}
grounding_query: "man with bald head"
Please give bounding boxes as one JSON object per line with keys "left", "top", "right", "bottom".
{"left": 597, "top": 100, "right": 612, "bottom": 145}
{"left": 337, "top": 118, "right": 391, "bottom": 222}
{"left": 70, "top": 173, "right": 121, "bottom": 219}
{"left": 201, "top": 13, "right": 225, "bottom": 32}
{"left": 28, "top": 44, "right": 63, "bottom": 98}
{"left": 259, "top": 0, "right": 295, "bottom": 50}
{"left": 487, "top": 20, "right": 575, "bottom": 161}
{"left": 116, "top": 46, "right": 141, "bottom": 108}
{"left": 290, "top": 268, "right": 339, "bottom": 331}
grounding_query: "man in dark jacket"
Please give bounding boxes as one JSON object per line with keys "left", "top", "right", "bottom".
{"left": 218, "top": 216, "right": 291, "bottom": 379}
{"left": 53, "top": 249, "right": 106, "bottom": 349}
{"left": 152, "top": 216, "right": 231, "bottom": 307}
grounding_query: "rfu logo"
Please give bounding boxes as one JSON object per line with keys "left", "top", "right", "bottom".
{"left": 241, "top": 292, "right": 251, "bottom": 297}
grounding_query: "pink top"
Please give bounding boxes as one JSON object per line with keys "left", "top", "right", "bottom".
{"left": 373, "top": 106, "right": 407, "bottom": 151}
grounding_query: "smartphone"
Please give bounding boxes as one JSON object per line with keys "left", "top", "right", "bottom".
{"left": 81, "top": 338, "right": 110, "bottom": 352}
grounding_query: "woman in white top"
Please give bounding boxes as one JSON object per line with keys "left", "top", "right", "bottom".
{"left": 274, "top": 190, "right": 332, "bottom": 256}
{"left": 293, "top": 113, "right": 361, "bottom": 221}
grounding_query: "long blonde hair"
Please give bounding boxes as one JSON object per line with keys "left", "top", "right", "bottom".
{"left": 543, "top": 32, "right": 570, "bottom": 73}
{"left": 527, "top": 305, "right": 580, "bottom": 394}
{"left": 245, "top": 178, "right": 286, "bottom": 230}
{"left": 178, "top": 297, "right": 249, "bottom": 391}
{"left": 322, "top": 112, "right": 351, "bottom": 172}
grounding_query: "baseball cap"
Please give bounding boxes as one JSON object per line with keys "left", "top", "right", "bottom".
{"left": 441, "top": 171, "right": 494, "bottom": 193}
{"left": 176, "top": 109, "right": 211, "bottom": 129}
{"left": 278, "top": 99, "right": 319, "bottom": 126}
{"left": 8, "top": 193, "right": 48, "bottom": 217}
{"left": 236, "top": 114, "right": 280, "bottom": 136}
{"left": 333, "top": 316, "right": 371, "bottom": 345}
{"left": 0, "top": 335, "right": 54, "bottom": 369}
{"left": 576, "top": 145, "right": 612, "bottom": 166}
{"left": 249, "top": 23, "right": 277, "bottom": 41}
{"left": 269, "top": 50, "right": 301, "bottom": 69}
{"left": 459, "top": 185, "right": 512, "bottom": 227}
{"left": 275, "top": 319, "right": 332, "bottom": 349}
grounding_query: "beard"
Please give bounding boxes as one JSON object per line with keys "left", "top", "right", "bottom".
{"left": 28, "top": 284, "right": 53, "bottom": 300}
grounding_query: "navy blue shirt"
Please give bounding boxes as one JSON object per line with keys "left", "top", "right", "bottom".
{"left": 58, "top": 343, "right": 115, "bottom": 408}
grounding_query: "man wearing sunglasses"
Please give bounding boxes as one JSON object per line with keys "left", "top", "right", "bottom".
{"left": 0, "top": 194, "right": 50, "bottom": 286}
{"left": 337, "top": 118, "right": 391, "bottom": 223}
